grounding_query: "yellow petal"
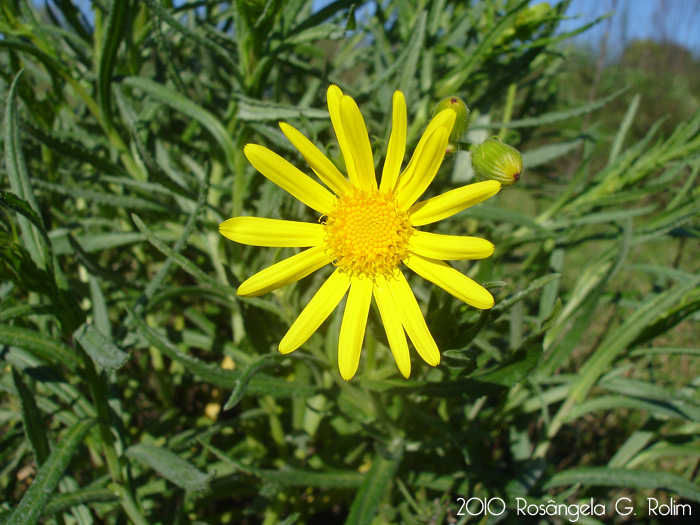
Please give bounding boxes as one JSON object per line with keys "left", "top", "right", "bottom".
{"left": 404, "top": 253, "right": 494, "bottom": 309}
{"left": 244, "top": 144, "right": 335, "bottom": 213}
{"left": 237, "top": 246, "right": 331, "bottom": 298}
{"left": 380, "top": 91, "right": 407, "bottom": 193}
{"left": 386, "top": 270, "right": 440, "bottom": 367}
{"left": 279, "top": 122, "right": 351, "bottom": 196}
{"left": 395, "top": 108, "right": 455, "bottom": 195}
{"left": 395, "top": 126, "right": 450, "bottom": 209}
{"left": 338, "top": 277, "right": 372, "bottom": 380}
{"left": 410, "top": 231, "right": 494, "bottom": 260}
{"left": 279, "top": 269, "right": 350, "bottom": 354}
{"left": 339, "top": 95, "right": 377, "bottom": 191}
{"left": 327, "top": 85, "right": 359, "bottom": 187}
{"left": 408, "top": 180, "right": 501, "bottom": 226}
{"left": 373, "top": 275, "right": 410, "bottom": 378}
{"left": 219, "top": 217, "right": 324, "bottom": 247}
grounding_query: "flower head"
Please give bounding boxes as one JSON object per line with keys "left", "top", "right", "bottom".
{"left": 220, "top": 86, "right": 501, "bottom": 380}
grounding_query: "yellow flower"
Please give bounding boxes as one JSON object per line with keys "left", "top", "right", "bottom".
{"left": 220, "top": 86, "right": 501, "bottom": 380}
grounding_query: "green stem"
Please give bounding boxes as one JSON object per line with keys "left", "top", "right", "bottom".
{"left": 260, "top": 396, "right": 288, "bottom": 458}
{"left": 368, "top": 390, "right": 400, "bottom": 439}
{"left": 498, "top": 83, "right": 517, "bottom": 141}
{"left": 80, "top": 352, "right": 123, "bottom": 483}
{"left": 112, "top": 483, "right": 151, "bottom": 525}
{"left": 79, "top": 352, "right": 148, "bottom": 522}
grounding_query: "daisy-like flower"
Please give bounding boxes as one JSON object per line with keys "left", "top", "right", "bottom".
{"left": 220, "top": 86, "right": 501, "bottom": 380}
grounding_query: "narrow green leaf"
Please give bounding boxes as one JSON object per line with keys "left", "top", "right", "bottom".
{"left": 202, "top": 441, "right": 364, "bottom": 488}
{"left": 541, "top": 221, "right": 633, "bottom": 376}
{"left": 667, "top": 154, "right": 700, "bottom": 210}
{"left": 142, "top": 0, "right": 240, "bottom": 75}
{"left": 126, "top": 442, "right": 211, "bottom": 491}
{"left": 43, "top": 487, "right": 118, "bottom": 516}
{"left": 11, "top": 368, "right": 51, "bottom": 465}
{"left": 548, "top": 275, "right": 700, "bottom": 441}
{"left": 628, "top": 445, "right": 700, "bottom": 468}
{"left": 568, "top": 276, "right": 700, "bottom": 405}
{"left": 5, "top": 347, "right": 95, "bottom": 420}
{"left": 475, "top": 337, "right": 543, "bottom": 386}
{"left": 73, "top": 323, "right": 130, "bottom": 370}
{"left": 0, "top": 192, "right": 48, "bottom": 239}
{"left": 22, "top": 122, "right": 127, "bottom": 176}
{"left": 285, "top": 23, "right": 340, "bottom": 45}
{"left": 521, "top": 138, "right": 583, "bottom": 168}
{"left": 131, "top": 213, "right": 236, "bottom": 295}
{"left": 69, "top": 235, "right": 136, "bottom": 288}
{"left": 549, "top": 205, "right": 656, "bottom": 229}
{"left": 52, "top": 231, "right": 150, "bottom": 256}
{"left": 359, "top": 377, "right": 506, "bottom": 397}
{"left": 113, "top": 88, "right": 197, "bottom": 200}
{"left": 223, "top": 354, "right": 279, "bottom": 410}
{"left": 0, "top": 42, "right": 66, "bottom": 92}
{"left": 346, "top": 447, "right": 402, "bottom": 525}
{"left": 49, "top": 0, "right": 91, "bottom": 42}
{"left": 466, "top": 205, "right": 549, "bottom": 232}
{"left": 98, "top": 0, "right": 130, "bottom": 131}
{"left": 32, "top": 179, "right": 171, "bottom": 212}
{"left": 398, "top": 12, "right": 426, "bottom": 96}
{"left": 89, "top": 275, "right": 112, "bottom": 337}
{"left": 630, "top": 294, "right": 700, "bottom": 348}
{"left": 629, "top": 346, "right": 700, "bottom": 357}
{"left": 234, "top": 93, "right": 329, "bottom": 121}
{"left": 539, "top": 248, "right": 564, "bottom": 322}
{"left": 567, "top": 395, "right": 700, "bottom": 423}
{"left": 3, "top": 71, "right": 48, "bottom": 270}
{"left": 600, "top": 376, "right": 693, "bottom": 405}
{"left": 609, "top": 93, "right": 640, "bottom": 163}
{"left": 127, "top": 305, "right": 317, "bottom": 398}
{"left": 492, "top": 274, "right": 561, "bottom": 313}
{"left": 475, "top": 87, "right": 628, "bottom": 129}
{"left": 437, "top": 0, "right": 530, "bottom": 96}
{"left": 608, "top": 430, "right": 654, "bottom": 468}
{"left": 126, "top": 305, "right": 241, "bottom": 387}
{"left": 126, "top": 173, "right": 209, "bottom": 321}
{"left": 6, "top": 419, "right": 95, "bottom": 525}
{"left": 247, "top": 374, "right": 319, "bottom": 399}
{"left": 544, "top": 467, "right": 700, "bottom": 502}
{"left": 121, "top": 77, "right": 237, "bottom": 172}
{"left": 0, "top": 324, "right": 80, "bottom": 369}
{"left": 0, "top": 304, "right": 55, "bottom": 323}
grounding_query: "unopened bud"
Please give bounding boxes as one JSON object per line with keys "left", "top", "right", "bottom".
{"left": 434, "top": 96, "right": 470, "bottom": 142}
{"left": 470, "top": 137, "right": 523, "bottom": 187}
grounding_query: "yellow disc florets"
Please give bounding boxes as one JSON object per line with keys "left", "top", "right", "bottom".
{"left": 322, "top": 189, "right": 413, "bottom": 278}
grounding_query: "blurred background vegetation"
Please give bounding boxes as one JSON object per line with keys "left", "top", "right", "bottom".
{"left": 1, "top": 0, "right": 699, "bottom": 523}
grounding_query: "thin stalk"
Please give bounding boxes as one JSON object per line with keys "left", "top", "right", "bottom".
{"left": 497, "top": 83, "right": 517, "bottom": 141}
{"left": 79, "top": 351, "right": 148, "bottom": 522}
{"left": 111, "top": 483, "right": 151, "bottom": 525}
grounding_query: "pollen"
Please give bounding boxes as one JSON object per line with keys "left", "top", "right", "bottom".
{"left": 322, "top": 189, "right": 413, "bottom": 278}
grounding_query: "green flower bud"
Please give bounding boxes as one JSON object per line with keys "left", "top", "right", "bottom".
{"left": 470, "top": 137, "right": 523, "bottom": 187}
{"left": 433, "top": 96, "right": 470, "bottom": 142}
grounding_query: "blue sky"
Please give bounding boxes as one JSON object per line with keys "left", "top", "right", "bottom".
{"left": 559, "top": 0, "right": 700, "bottom": 55}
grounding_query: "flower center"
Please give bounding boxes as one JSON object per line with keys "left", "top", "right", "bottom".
{"left": 322, "top": 189, "right": 413, "bottom": 278}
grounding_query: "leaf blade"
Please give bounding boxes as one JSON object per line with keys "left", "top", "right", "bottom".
{"left": 6, "top": 419, "right": 96, "bottom": 525}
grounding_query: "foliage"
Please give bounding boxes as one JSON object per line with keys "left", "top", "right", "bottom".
{"left": 560, "top": 38, "right": 700, "bottom": 143}
{"left": 1, "top": 0, "right": 699, "bottom": 523}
